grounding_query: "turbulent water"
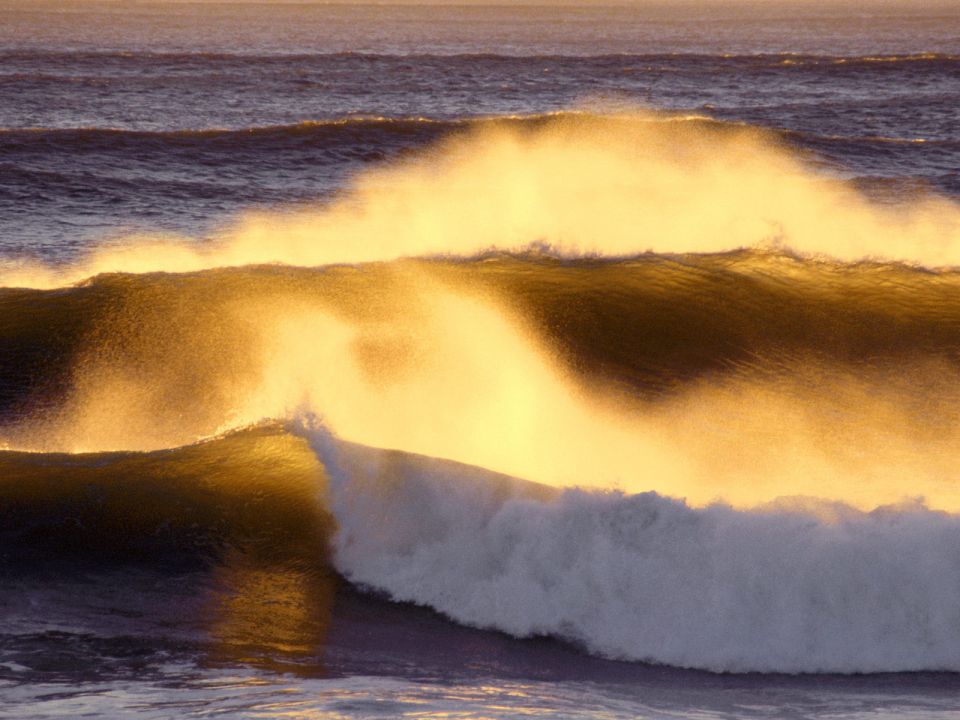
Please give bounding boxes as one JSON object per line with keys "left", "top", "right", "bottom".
{"left": 4, "top": 1, "right": 960, "bottom": 717}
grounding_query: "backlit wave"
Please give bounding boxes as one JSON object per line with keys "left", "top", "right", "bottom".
{"left": 5, "top": 111, "right": 960, "bottom": 673}
{"left": 4, "top": 253, "right": 960, "bottom": 513}
{"left": 2, "top": 111, "right": 959, "bottom": 290}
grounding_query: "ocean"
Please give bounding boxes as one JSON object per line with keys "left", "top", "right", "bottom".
{"left": 2, "top": 1, "right": 960, "bottom": 717}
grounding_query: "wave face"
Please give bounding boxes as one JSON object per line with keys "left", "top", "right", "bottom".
{"left": 4, "top": 252, "right": 960, "bottom": 420}
{"left": 0, "top": 423, "right": 332, "bottom": 566}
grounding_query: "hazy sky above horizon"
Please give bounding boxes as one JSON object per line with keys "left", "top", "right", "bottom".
{"left": 6, "top": 0, "right": 955, "bottom": 6}
{"left": 3, "top": 0, "right": 956, "bottom": 56}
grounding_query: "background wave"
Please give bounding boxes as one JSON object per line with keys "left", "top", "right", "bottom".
{"left": 4, "top": 252, "right": 960, "bottom": 419}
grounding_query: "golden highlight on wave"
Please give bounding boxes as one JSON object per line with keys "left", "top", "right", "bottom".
{"left": 3, "top": 110, "right": 960, "bottom": 288}
{"left": 6, "top": 261, "right": 960, "bottom": 514}
{"left": 4, "top": 110, "right": 960, "bottom": 514}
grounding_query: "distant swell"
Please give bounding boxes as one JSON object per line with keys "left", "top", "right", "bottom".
{"left": 2, "top": 115, "right": 954, "bottom": 186}
{"left": 0, "top": 117, "right": 460, "bottom": 152}
{"left": 2, "top": 49, "right": 957, "bottom": 64}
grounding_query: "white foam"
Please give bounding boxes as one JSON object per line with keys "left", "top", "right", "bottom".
{"left": 308, "top": 424, "right": 960, "bottom": 674}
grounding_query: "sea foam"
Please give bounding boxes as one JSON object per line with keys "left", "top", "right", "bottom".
{"left": 309, "top": 424, "right": 960, "bottom": 674}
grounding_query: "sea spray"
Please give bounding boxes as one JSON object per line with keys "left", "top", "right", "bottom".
{"left": 3, "top": 112, "right": 960, "bottom": 290}
{"left": 308, "top": 422, "right": 960, "bottom": 673}
{"left": 6, "top": 257, "right": 960, "bottom": 511}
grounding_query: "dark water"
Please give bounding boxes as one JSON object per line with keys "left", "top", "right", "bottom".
{"left": 4, "top": 1, "right": 960, "bottom": 717}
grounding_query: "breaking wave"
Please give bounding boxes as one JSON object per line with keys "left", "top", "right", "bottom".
{"left": 314, "top": 425, "right": 960, "bottom": 674}
{"left": 5, "top": 111, "right": 960, "bottom": 674}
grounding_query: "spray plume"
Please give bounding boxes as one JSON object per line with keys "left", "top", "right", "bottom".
{"left": 2, "top": 111, "right": 959, "bottom": 289}
{"left": 4, "top": 111, "right": 960, "bottom": 512}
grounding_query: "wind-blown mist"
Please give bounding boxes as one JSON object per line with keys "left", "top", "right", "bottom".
{"left": 4, "top": 112, "right": 959, "bottom": 289}
{"left": 3, "top": 112, "right": 960, "bottom": 512}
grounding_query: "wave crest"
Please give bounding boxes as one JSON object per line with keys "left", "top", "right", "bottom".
{"left": 312, "top": 425, "right": 960, "bottom": 674}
